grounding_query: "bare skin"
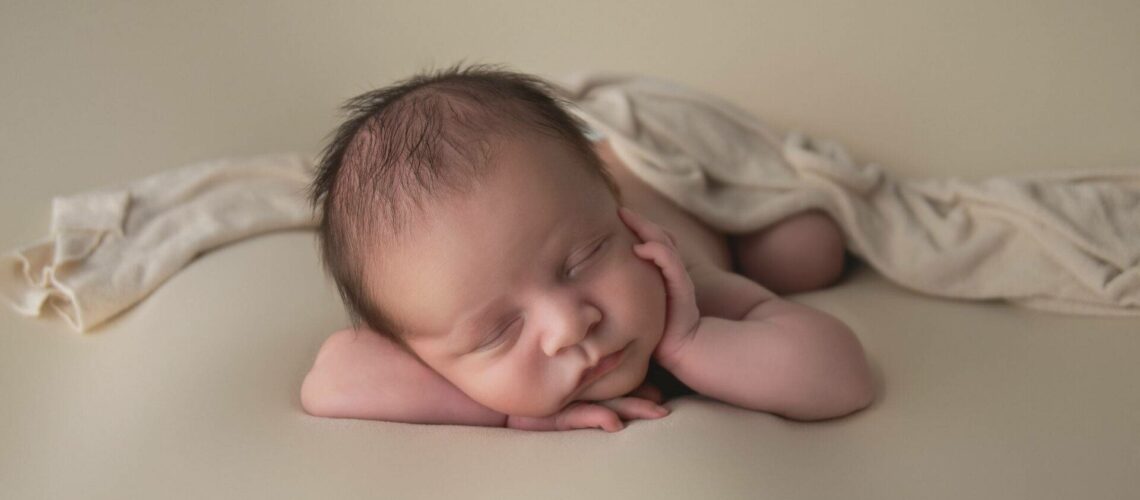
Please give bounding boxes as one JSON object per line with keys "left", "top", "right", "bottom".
{"left": 301, "top": 138, "right": 866, "bottom": 431}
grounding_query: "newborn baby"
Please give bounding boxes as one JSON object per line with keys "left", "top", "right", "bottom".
{"left": 301, "top": 63, "right": 874, "bottom": 431}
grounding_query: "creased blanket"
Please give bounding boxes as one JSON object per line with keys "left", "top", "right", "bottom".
{"left": 555, "top": 73, "right": 1140, "bottom": 317}
{"left": 2, "top": 74, "right": 1138, "bottom": 333}
{"left": 1, "top": 154, "right": 317, "bottom": 332}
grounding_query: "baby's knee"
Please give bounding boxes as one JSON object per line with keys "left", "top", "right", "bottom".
{"left": 732, "top": 210, "right": 846, "bottom": 294}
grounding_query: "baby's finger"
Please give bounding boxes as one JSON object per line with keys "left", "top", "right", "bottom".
{"left": 619, "top": 207, "right": 678, "bottom": 247}
{"left": 634, "top": 240, "right": 700, "bottom": 338}
{"left": 629, "top": 382, "right": 663, "bottom": 404}
{"left": 556, "top": 403, "right": 624, "bottom": 432}
{"left": 634, "top": 241, "right": 694, "bottom": 295}
{"left": 596, "top": 397, "right": 670, "bottom": 420}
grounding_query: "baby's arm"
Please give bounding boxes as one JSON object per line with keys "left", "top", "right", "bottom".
{"left": 669, "top": 299, "right": 874, "bottom": 421}
{"left": 301, "top": 328, "right": 507, "bottom": 427}
{"left": 301, "top": 328, "right": 668, "bottom": 431}
{"left": 621, "top": 208, "right": 874, "bottom": 421}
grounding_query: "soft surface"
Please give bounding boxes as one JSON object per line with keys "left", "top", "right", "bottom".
{"left": 4, "top": 2, "right": 1140, "bottom": 499}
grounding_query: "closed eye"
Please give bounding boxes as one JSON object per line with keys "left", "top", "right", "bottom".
{"left": 477, "top": 318, "right": 520, "bottom": 351}
{"left": 566, "top": 237, "right": 608, "bottom": 278}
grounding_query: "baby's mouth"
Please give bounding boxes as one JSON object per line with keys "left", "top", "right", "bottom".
{"left": 576, "top": 344, "right": 629, "bottom": 390}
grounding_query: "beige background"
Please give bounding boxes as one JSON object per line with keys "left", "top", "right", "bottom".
{"left": 4, "top": 0, "right": 1140, "bottom": 246}
{"left": 3, "top": 1, "right": 1139, "bottom": 499}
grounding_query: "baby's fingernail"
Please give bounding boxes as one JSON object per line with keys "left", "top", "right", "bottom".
{"left": 654, "top": 406, "right": 670, "bottom": 416}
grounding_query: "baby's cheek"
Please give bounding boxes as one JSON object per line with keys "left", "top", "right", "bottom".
{"left": 469, "top": 362, "right": 566, "bottom": 417}
{"left": 631, "top": 246, "right": 667, "bottom": 297}
{"left": 618, "top": 249, "right": 668, "bottom": 335}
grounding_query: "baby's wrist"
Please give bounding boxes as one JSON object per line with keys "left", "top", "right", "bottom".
{"left": 652, "top": 321, "right": 701, "bottom": 372}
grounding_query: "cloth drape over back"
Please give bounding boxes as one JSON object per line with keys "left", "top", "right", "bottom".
{"left": 555, "top": 73, "right": 1140, "bottom": 317}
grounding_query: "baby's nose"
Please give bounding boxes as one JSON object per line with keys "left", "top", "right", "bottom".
{"left": 539, "top": 301, "right": 602, "bottom": 357}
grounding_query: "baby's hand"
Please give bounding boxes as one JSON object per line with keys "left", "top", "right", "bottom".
{"left": 506, "top": 398, "right": 668, "bottom": 433}
{"left": 505, "top": 381, "right": 667, "bottom": 432}
{"left": 618, "top": 207, "right": 700, "bottom": 369}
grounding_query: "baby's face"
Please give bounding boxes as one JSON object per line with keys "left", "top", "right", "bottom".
{"left": 368, "top": 135, "right": 667, "bottom": 417}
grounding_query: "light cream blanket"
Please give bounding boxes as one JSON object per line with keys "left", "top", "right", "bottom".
{"left": 3, "top": 74, "right": 1138, "bottom": 333}
{"left": 556, "top": 73, "right": 1140, "bottom": 317}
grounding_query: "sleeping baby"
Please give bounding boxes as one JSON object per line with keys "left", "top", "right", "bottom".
{"left": 301, "top": 63, "right": 874, "bottom": 431}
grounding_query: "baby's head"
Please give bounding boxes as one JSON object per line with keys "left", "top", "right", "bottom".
{"left": 308, "top": 63, "right": 667, "bottom": 417}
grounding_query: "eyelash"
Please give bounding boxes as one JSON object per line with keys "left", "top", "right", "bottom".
{"left": 565, "top": 238, "right": 607, "bottom": 278}
{"left": 478, "top": 318, "right": 519, "bottom": 350}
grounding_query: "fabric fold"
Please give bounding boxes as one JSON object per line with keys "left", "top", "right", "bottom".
{"left": 553, "top": 72, "right": 1140, "bottom": 316}
{"left": 1, "top": 153, "right": 317, "bottom": 332}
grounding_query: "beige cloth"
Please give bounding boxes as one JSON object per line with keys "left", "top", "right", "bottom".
{"left": 553, "top": 73, "right": 1140, "bottom": 316}
{"left": 0, "top": 154, "right": 317, "bottom": 332}
{"left": 2, "top": 74, "right": 1138, "bottom": 333}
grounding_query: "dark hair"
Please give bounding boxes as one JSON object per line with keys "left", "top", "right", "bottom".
{"left": 307, "top": 61, "right": 620, "bottom": 349}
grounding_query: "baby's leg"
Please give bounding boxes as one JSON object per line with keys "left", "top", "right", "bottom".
{"left": 596, "top": 139, "right": 844, "bottom": 296}
{"left": 729, "top": 210, "right": 847, "bottom": 294}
